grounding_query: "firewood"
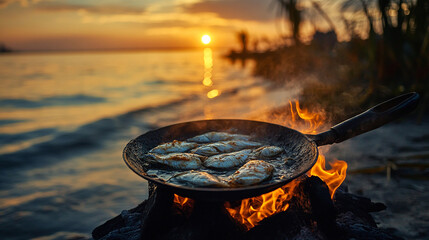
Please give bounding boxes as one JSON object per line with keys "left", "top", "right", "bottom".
{"left": 93, "top": 176, "right": 401, "bottom": 240}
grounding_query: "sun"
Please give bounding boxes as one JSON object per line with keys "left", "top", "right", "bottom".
{"left": 201, "top": 35, "right": 211, "bottom": 44}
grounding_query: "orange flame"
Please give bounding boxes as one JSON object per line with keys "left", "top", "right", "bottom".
{"left": 257, "top": 100, "right": 327, "bottom": 134}
{"left": 309, "top": 155, "right": 347, "bottom": 199}
{"left": 173, "top": 193, "right": 195, "bottom": 209}
{"left": 173, "top": 194, "right": 194, "bottom": 215}
{"left": 225, "top": 179, "right": 300, "bottom": 230}
{"left": 174, "top": 100, "right": 347, "bottom": 231}
{"left": 174, "top": 194, "right": 190, "bottom": 206}
{"left": 294, "top": 101, "right": 326, "bottom": 134}
{"left": 225, "top": 100, "right": 347, "bottom": 230}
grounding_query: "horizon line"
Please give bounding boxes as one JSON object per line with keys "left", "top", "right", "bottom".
{"left": 0, "top": 46, "right": 232, "bottom": 54}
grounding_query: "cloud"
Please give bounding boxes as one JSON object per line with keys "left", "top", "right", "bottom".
{"left": 0, "top": 0, "right": 41, "bottom": 8}
{"left": 141, "top": 19, "right": 234, "bottom": 31}
{"left": 75, "top": 9, "right": 236, "bottom": 31}
{"left": 182, "top": 0, "right": 274, "bottom": 21}
{"left": 35, "top": 3, "right": 146, "bottom": 15}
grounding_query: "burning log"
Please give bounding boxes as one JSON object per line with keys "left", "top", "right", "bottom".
{"left": 92, "top": 176, "right": 401, "bottom": 240}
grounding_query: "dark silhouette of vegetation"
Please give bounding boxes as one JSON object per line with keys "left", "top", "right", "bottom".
{"left": 0, "top": 43, "right": 12, "bottom": 53}
{"left": 227, "top": 0, "right": 429, "bottom": 120}
{"left": 276, "top": 0, "right": 302, "bottom": 45}
{"left": 311, "top": 2, "right": 336, "bottom": 32}
{"left": 341, "top": 0, "right": 428, "bottom": 116}
{"left": 237, "top": 30, "right": 249, "bottom": 54}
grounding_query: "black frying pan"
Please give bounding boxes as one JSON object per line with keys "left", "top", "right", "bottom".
{"left": 123, "top": 92, "right": 419, "bottom": 201}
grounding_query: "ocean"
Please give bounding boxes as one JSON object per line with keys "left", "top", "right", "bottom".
{"left": 0, "top": 49, "right": 299, "bottom": 239}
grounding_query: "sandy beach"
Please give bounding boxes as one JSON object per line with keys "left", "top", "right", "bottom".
{"left": 324, "top": 119, "right": 429, "bottom": 239}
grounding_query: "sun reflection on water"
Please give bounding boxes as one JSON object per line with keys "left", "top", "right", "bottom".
{"left": 203, "top": 47, "right": 213, "bottom": 87}
{"left": 207, "top": 89, "right": 220, "bottom": 98}
{"left": 203, "top": 47, "right": 220, "bottom": 99}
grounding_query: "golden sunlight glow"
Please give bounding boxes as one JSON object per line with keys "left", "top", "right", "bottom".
{"left": 207, "top": 89, "right": 220, "bottom": 98}
{"left": 201, "top": 34, "right": 211, "bottom": 44}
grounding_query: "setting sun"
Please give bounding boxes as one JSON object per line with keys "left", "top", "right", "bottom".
{"left": 201, "top": 35, "right": 211, "bottom": 44}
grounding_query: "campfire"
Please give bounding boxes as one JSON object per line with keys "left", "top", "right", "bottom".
{"left": 93, "top": 93, "right": 418, "bottom": 240}
{"left": 173, "top": 101, "right": 348, "bottom": 231}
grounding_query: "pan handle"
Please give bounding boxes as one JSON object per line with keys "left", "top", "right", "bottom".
{"left": 308, "top": 92, "right": 420, "bottom": 146}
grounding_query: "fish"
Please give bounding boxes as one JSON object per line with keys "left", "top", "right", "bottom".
{"left": 204, "top": 149, "right": 252, "bottom": 169}
{"left": 169, "top": 170, "right": 229, "bottom": 187}
{"left": 148, "top": 140, "right": 199, "bottom": 154}
{"left": 187, "top": 131, "right": 251, "bottom": 143}
{"left": 191, "top": 140, "right": 263, "bottom": 156}
{"left": 143, "top": 153, "right": 206, "bottom": 170}
{"left": 251, "top": 146, "right": 284, "bottom": 159}
{"left": 229, "top": 160, "right": 274, "bottom": 186}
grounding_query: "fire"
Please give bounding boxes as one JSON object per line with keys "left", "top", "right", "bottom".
{"left": 173, "top": 194, "right": 194, "bottom": 215}
{"left": 174, "top": 100, "right": 348, "bottom": 230}
{"left": 174, "top": 194, "right": 190, "bottom": 206}
{"left": 226, "top": 100, "right": 347, "bottom": 230}
{"left": 260, "top": 100, "right": 327, "bottom": 134}
{"left": 225, "top": 180, "right": 300, "bottom": 230}
{"left": 309, "top": 155, "right": 347, "bottom": 199}
{"left": 294, "top": 101, "right": 326, "bottom": 134}
{"left": 173, "top": 194, "right": 194, "bottom": 207}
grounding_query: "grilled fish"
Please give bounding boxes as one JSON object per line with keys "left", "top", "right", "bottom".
{"left": 204, "top": 149, "right": 252, "bottom": 169}
{"left": 251, "top": 146, "right": 284, "bottom": 159}
{"left": 144, "top": 153, "right": 205, "bottom": 170}
{"left": 229, "top": 160, "right": 274, "bottom": 186}
{"left": 187, "top": 132, "right": 251, "bottom": 143}
{"left": 191, "top": 140, "right": 262, "bottom": 156}
{"left": 148, "top": 140, "right": 199, "bottom": 154}
{"left": 169, "top": 170, "right": 229, "bottom": 187}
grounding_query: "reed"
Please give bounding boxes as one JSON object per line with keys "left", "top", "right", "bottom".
{"left": 232, "top": 0, "right": 429, "bottom": 120}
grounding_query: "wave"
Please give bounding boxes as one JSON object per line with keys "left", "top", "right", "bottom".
{"left": 0, "top": 94, "right": 106, "bottom": 109}
{"left": 0, "top": 78, "right": 263, "bottom": 173}
{"left": 142, "top": 79, "right": 200, "bottom": 86}
{"left": 0, "top": 128, "right": 57, "bottom": 145}
{"left": 0, "top": 95, "right": 198, "bottom": 171}
{"left": 0, "top": 119, "right": 27, "bottom": 126}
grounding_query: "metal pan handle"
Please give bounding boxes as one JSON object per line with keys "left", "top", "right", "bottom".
{"left": 308, "top": 92, "right": 420, "bottom": 146}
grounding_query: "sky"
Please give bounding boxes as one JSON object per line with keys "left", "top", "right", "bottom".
{"left": 0, "top": 0, "right": 345, "bottom": 51}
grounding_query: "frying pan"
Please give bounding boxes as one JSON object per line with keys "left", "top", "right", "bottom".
{"left": 123, "top": 92, "right": 419, "bottom": 201}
